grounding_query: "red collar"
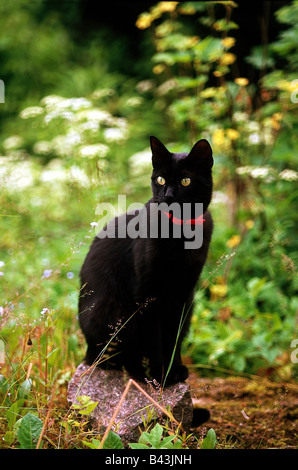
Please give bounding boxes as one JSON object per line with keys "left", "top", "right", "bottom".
{"left": 163, "top": 210, "right": 205, "bottom": 225}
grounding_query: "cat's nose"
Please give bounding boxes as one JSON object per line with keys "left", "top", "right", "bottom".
{"left": 165, "top": 186, "right": 174, "bottom": 199}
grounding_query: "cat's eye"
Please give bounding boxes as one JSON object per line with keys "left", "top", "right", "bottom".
{"left": 181, "top": 177, "right": 191, "bottom": 187}
{"left": 157, "top": 176, "right": 166, "bottom": 186}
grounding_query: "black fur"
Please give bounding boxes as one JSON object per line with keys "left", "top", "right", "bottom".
{"left": 78, "top": 136, "right": 213, "bottom": 386}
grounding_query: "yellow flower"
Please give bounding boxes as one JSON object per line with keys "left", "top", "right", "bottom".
{"left": 220, "top": 53, "right": 236, "bottom": 66}
{"left": 273, "top": 112, "right": 283, "bottom": 121}
{"left": 226, "top": 128, "right": 240, "bottom": 140}
{"left": 226, "top": 235, "right": 241, "bottom": 248}
{"left": 201, "top": 309, "right": 211, "bottom": 319}
{"left": 271, "top": 112, "right": 283, "bottom": 130}
{"left": 135, "top": 13, "right": 153, "bottom": 30}
{"left": 158, "top": 1, "right": 179, "bottom": 13}
{"left": 276, "top": 80, "right": 294, "bottom": 92}
{"left": 153, "top": 64, "right": 165, "bottom": 75}
{"left": 210, "top": 284, "right": 228, "bottom": 299}
{"left": 212, "top": 129, "right": 225, "bottom": 146}
{"left": 245, "top": 220, "right": 254, "bottom": 230}
{"left": 235, "top": 77, "right": 249, "bottom": 86}
{"left": 222, "top": 37, "right": 236, "bottom": 49}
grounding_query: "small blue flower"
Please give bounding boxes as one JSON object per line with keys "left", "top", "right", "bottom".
{"left": 43, "top": 269, "right": 52, "bottom": 278}
{"left": 67, "top": 272, "right": 74, "bottom": 279}
{"left": 0, "top": 261, "right": 5, "bottom": 268}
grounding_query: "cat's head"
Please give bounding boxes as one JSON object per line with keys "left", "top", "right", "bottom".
{"left": 150, "top": 136, "right": 213, "bottom": 213}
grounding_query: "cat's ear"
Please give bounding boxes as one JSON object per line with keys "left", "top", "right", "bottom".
{"left": 150, "top": 136, "right": 171, "bottom": 168}
{"left": 188, "top": 139, "right": 213, "bottom": 169}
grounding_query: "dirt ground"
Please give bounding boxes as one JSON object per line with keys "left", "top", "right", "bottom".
{"left": 187, "top": 371, "right": 298, "bottom": 449}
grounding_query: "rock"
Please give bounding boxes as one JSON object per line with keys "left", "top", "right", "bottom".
{"left": 67, "top": 362, "right": 193, "bottom": 446}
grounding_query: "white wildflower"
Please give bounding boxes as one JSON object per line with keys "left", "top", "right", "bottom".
{"left": 136, "top": 80, "right": 154, "bottom": 93}
{"left": 0, "top": 160, "right": 35, "bottom": 190}
{"left": 0, "top": 261, "right": 4, "bottom": 268}
{"left": 78, "top": 121, "right": 100, "bottom": 134}
{"left": 33, "top": 141, "right": 52, "bottom": 155}
{"left": 69, "top": 166, "right": 90, "bottom": 187}
{"left": 104, "top": 127, "right": 128, "bottom": 142}
{"left": 233, "top": 112, "right": 249, "bottom": 122}
{"left": 20, "top": 106, "right": 43, "bottom": 119}
{"left": 3, "top": 136, "right": 24, "bottom": 150}
{"left": 105, "top": 116, "right": 128, "bottom": 129}
{"left": 236, "top": 166, "right": 275, "bottom": 180}
{"left": 156, "top": 79, "right": 178, "bottom": 95}
{"left": 59, "top": 97, "right": 92, "bottom": 111}
{"left": 236, "top": 166, "right": 253, "bottom": 175}
{"left": 248, "top": 133, "right": 260, "bottom": 145}
{"left": 44, "top": 110, "right": 74, "bottom": 124}
{"left": 245, "top": 121, "right": 260, "bottom": 133}
{"left": 129, "top": 148, "right": 152, "bottom": 177}
{"left": 52, "top": 132, "right": 81, "bottom": 157}
{"left": 279, "top": 169, "right": 298, "bottom": 181}
{"left": 79, "top": 144, "right": 109, "bottom": 159}
{"left": 211, "top": 191, "right": 229, "bottom": 205}
{"left": 76, "top": 108, "right": 111, "bottom": 123}
{"left": 250, "top": 167, "right": 270, "bottom": 179}
{"left": 125, "top": 97, "right": 143, "bottom": 107}
{"left": 40, "top": 166, "right": 67, "bottom": 184}
{"left": 91, "top": 88, "right": 115, "bottom": 99}
{"left": 40, "top": 94, "right": 65, "bottom": 109}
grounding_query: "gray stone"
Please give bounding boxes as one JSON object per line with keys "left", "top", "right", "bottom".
{"left": 67, "top": 362, "right": 193, "bottom": 446}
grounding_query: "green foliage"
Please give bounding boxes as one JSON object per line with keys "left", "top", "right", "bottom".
{"left": 200, "top": 428, "right": 217, "bottom": 449}
{"left": 71, "top": 395, "right": 98, "bottom": 416}
{"left": 83, "top": 431, "right": 124, "bottom": 450}
{"left": 15, "top": 412, "right": 43, "bottom": 449}
{"left": 129, "top": 423, "right": 184, "bottom": 449}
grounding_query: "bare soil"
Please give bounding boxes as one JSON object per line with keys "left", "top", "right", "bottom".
{"left": 188, "top": 371, "right": 298, "bottom": 449}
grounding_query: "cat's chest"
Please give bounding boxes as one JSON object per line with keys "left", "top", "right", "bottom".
{"left": 133, "top": 238, "right": 199, "bottom": 295}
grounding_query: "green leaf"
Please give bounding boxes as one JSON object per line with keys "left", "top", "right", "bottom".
{"left": 159, "top": 435, "right": 176, "bottom": 448}
{"left": 147, "top": 423, "right": 163, "bottom": 447}
{"left": 83, "top": 438, "right": 101, "bottom": 449}
{"left": 16, "top": 412, "right": 43, "bottom": 449}
{"left": 129, "top": 443, "right": 150, "bottom": 449}
{"left": 4, "top": 430, "right": 15, "bottom": 446}
{"left": 0, "top": 375, "right": 8, "bottom": 394}
{"left": 72, "top": 395, "right": 98, "bottom": 416}
{"left": 200, "top": 428, "right": 217, "bottom": 449}
{"left": 6, "top": 399, "right": 25, "bottom": 431}
{"left": 102, "top": 431, "right": 124, "bottom": 449}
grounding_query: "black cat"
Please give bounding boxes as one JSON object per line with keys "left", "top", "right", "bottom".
{"left": 78, "top": 136, "right": 213, "bottom": 386}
